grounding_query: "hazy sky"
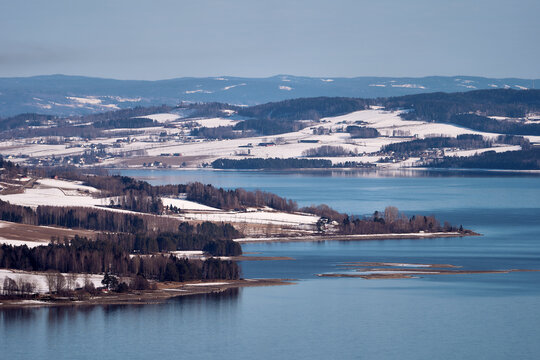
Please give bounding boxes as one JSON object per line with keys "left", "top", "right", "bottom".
{"left": 1, "top": 0, "right": 539, "bottom": 79}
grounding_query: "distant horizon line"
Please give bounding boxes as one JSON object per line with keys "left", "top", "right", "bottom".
{"left": 1, "top": 73, "right": 539, "bottom": 82}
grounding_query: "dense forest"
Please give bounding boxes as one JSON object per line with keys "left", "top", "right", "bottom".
{"left": 92, "top": 117, "right": 157, "bottom": 129}
{"left": 444, "top": 114, "right": 540, "bottom": 136}
{"left": 236, "top": 97, "right": 370, "bottom": 121}
{"left": 0, "top": 237, "right": 239, "bottom": 282}
{"left": 425, "top": 148, "right": 540, "bottom": 170}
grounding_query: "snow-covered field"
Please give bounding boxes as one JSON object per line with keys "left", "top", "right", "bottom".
{"left": 169, "top": 250, "right": 205, "bottom": 259}
{"left": 0, "top": 238, "right": 49, "bottom": 248}
{"left": 178, "top": 209, "right": 319, "bottom": 226}
{"left": 121, "top": 109, "right": 528, "bottom": 167}
{"left": 0, "top": 187, "right": 106, "bottom": 208}
{"left": 36, "top": 178, "right": 99, "bottom": 193}
{"left": 139, "top": 113, "right": 180, "bottom": 123}
{"left": 194, "top": 117, "right": 240, "bottom": 128}
{"left": 1, "top": 108, "right": 536, "bottom": 169}
{"left": 0, "top": 269, "right": 104, "bottom": 294}
{"left": 444, "top": 145, "right": 521, "bottom": 157}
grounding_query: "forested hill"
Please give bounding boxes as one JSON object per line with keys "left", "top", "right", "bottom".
{"left": 0, "top": 74, "right": 537, "bottom": 116}
{"left": 383, "top": 89, "right": 540, "bottom": 120}
{"left": 381, "top": 89, "right": 540, "bottom": 135}
{"left": 2, "top": 88, "right": 540, "bottom": 139}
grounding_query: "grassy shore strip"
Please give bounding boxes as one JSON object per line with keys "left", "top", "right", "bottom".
{"left": 235, "top": 231, "right": 480, "bottom": 243}
{"left": 318, "top": 269, "right": 540, "bottom": 280}
{"left": 0, "top": 279, "right": 294, "bottom": 308}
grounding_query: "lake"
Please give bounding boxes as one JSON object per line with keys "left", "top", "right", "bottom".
{"left": 2, "top": 169, "right": 539, "bottom": 360}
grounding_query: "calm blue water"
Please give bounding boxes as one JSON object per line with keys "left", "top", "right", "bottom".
{"left": 2, "top": 170, "right": 540, "bottom": 360}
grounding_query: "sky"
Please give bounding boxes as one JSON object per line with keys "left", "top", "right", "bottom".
{"left": 1, "top": 0, "right": 539, "bottom": 80}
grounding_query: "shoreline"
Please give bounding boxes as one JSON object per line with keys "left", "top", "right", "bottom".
{"left": 235, "top": 231, "right": 479, "bottom": 243}
{"left": 0, "top": 278, "right": 293, "bottom": 309}
{"left": 111, "top": 167, "right": 540, "bottom": 175}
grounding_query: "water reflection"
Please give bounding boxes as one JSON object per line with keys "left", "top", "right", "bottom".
{"left": 117, "top": 168, "right": 540, "bottom": 184}
{"left": 1, "top": 288, "right": 241, "bottom": 330}
{"left": 0, "top": 307, "right": 38, "bottom": 325}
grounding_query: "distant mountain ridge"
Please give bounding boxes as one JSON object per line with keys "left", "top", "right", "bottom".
{"left": 0, "top": 74, "right": 537, "bottom": 116}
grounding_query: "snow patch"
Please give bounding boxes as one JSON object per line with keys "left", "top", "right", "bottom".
{"left": 223, "top": 83, "right": 246, "bottom": 91}
{"left": 66, "top": 96, "right": 102, "bottom": 105}
{"left": 185, "top": 90, "right": 214, "bottom": 94}
{"left": 139, "top": 113, "right": 180, "bottom": 123}
{"left": 162, "top": 197, "right": 219, "bottom": 211}
{"left": 391, "top": 84, "right": 426, "bottom": 89}
{"left": 37, "top": 178, "right": 99, "bottom": 193}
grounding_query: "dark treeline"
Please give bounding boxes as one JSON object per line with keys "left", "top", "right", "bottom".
{"left": 191, "top": 126, "right": 244, "bottom": 139}
{"left": 346, "top": 126, "right": 380, "bottom": 138}
{"left": 384, "top": 89, "right": 540, "bottom": 120}
{"left": 0, "top": 199, "right": 168, "bottom": 232}
{"left": 446, "top": 114, "right": 540, "bottom": 136}
{"left": 184, "top": 181, "right": 298, "bottom": 212}
{"left": 184, "top": 102, "right": 239, "bottom": 118}
{"left": 211, "top": 157, "right": 374, "bottom": 170}
{"left": 426, "top": 148, "right": 540, "bottom": 170}
{"left": 382, "top": 134, "right": 491, "bottom": 155}
{"left": 0, "top": 237, "right": 239, "bottom": 282}
{"left": 80, "top": 105, "right": 173, "bottom": 124}
{"left": 212, "top": 157, "right": 332, "bottom": 170}
{"left": 0, "top": 124, "right": 105, "bottom": 140}
{"left": 237, "top": 97, "right": 370, "bottom": 121}
{"left": 233, "top": 118, "right": 307, "bottom": 135}
{"left": 0, "top": 113, "right": 58, "bottom": 131}
{"left": 303, "top": 145, "right": 357, "bottom": 157}
{"left": 92, "top": 117, "right": 158, "bottom": 129}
